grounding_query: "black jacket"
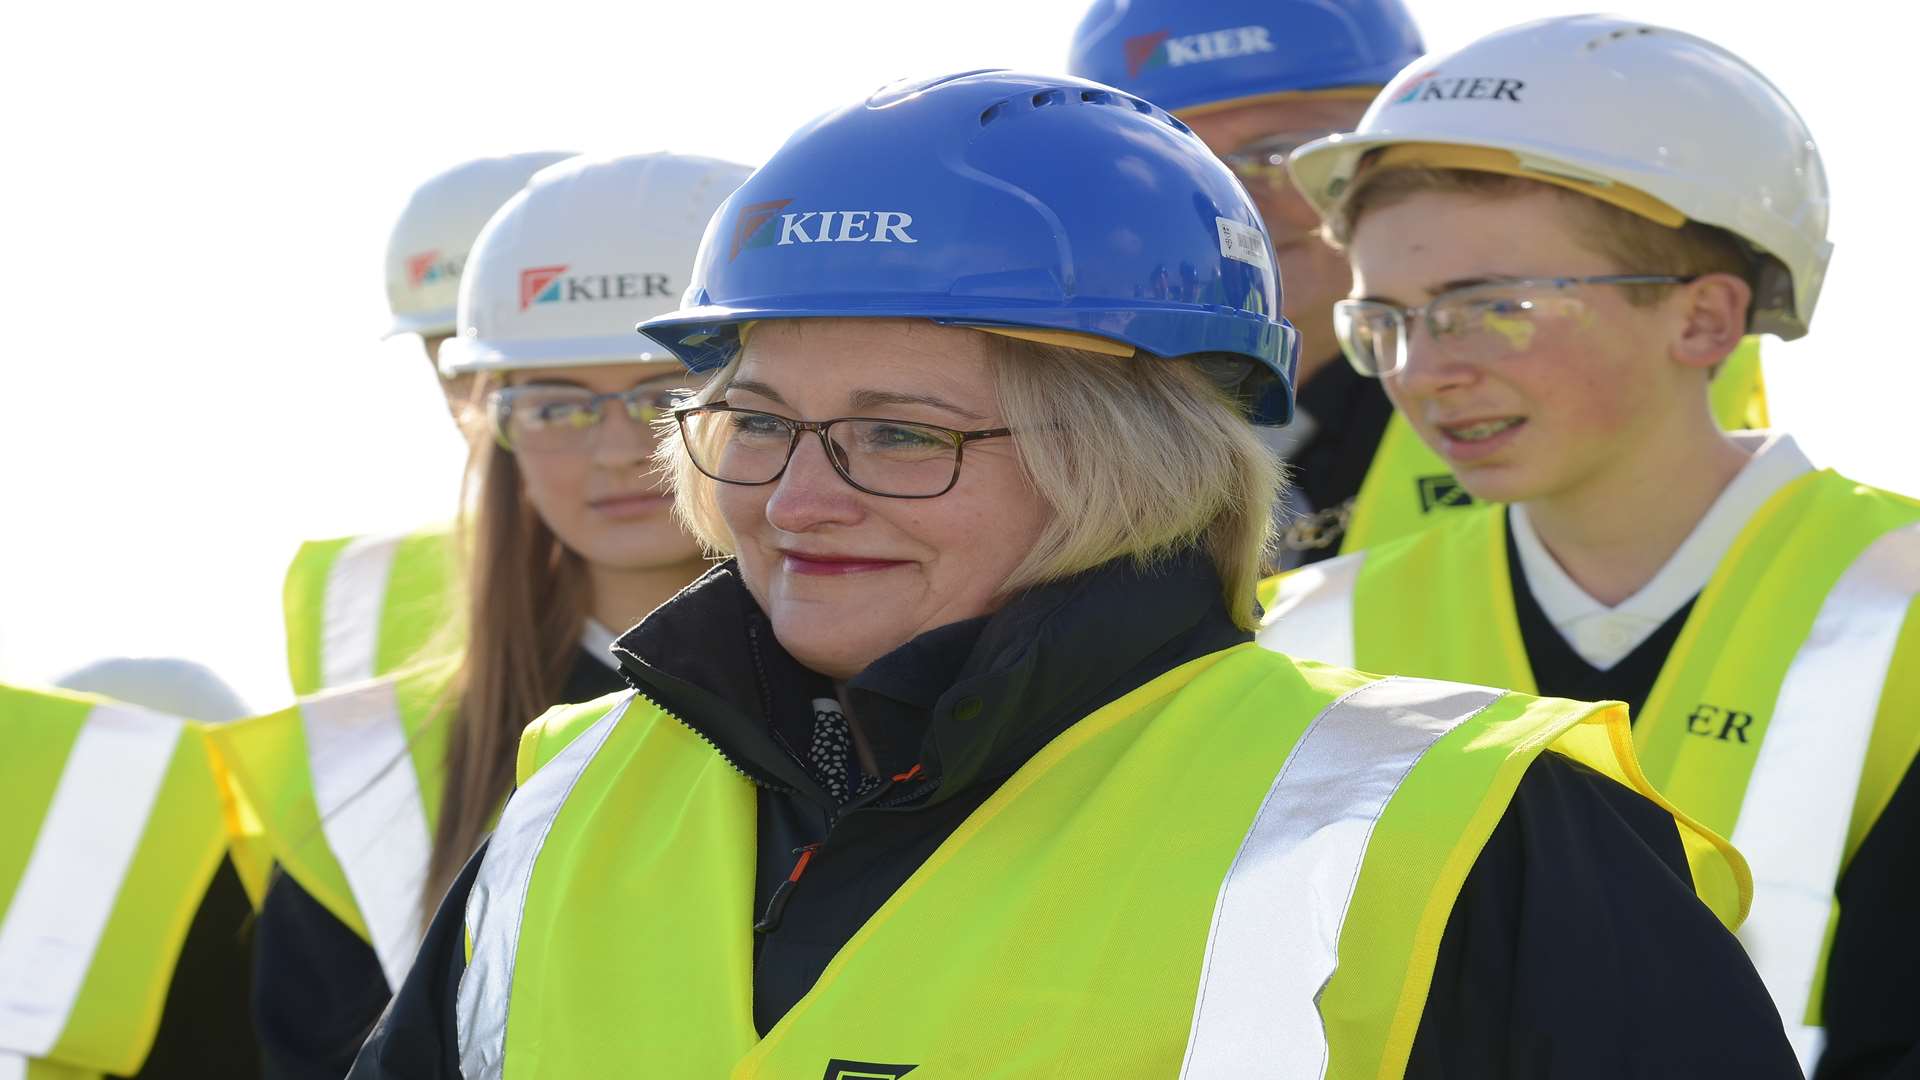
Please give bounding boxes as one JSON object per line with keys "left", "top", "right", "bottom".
{"left": 251, "top": 651, "right": 626, "bottom": 1080}
{"left": 352, "top": 554, "right": 1798, "bottom": 1078}
{"left": 118, "top": 856, "right": 259, "bottom": 1079}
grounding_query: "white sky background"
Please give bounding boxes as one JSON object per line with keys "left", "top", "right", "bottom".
{"left": 1, "top": 0, "right": 1909, "bottom": 711}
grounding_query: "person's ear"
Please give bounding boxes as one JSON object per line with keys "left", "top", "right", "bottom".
{"left": 1671, "top": 272, "right": 1751, "bottom": 371}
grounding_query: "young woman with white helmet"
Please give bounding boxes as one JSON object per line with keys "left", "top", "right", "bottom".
{"left": 1262, "top": 15, "right": 1915, "bottom": 1078}
{"left": 281, "top": 151, "right": 575, "bottom": 708}
{"left": 212, "top": 151, "right": 751, "bottom": 1078}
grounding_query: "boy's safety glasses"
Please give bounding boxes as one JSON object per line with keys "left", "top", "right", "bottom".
{"left": 1332, "top": 275, "right": 1696, "bottom": 378}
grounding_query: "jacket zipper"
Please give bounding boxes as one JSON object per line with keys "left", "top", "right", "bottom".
{"left": 614, "top": 662, "right": 798, "bottom": 797}
{"left": 754, "top": 842, "right": 822, "bottom": 934}
{"left": 753, "top": 761, "right": 938, "bottom": 934}
{"left": 618, "top": 666, "right": 934, "bottom": 933}
{"left": 614, "top": 681, "right": 829, "bottom": 936}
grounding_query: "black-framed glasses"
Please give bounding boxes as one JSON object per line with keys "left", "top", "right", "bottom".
{"left": 490, "top": 382, "right": 684, "bottom": 453}
{"left": 1219, "top": 129, "right": 1342, "bottom": 198}
{"left": 674, "top": 403, "right": 1013, "bottom": 499}
{"left": 1332, "top": 274, "right": 1698, "bottom": 378}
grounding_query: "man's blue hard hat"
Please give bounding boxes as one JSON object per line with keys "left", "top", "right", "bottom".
{"left": 1068, "top": 0, "right": 1424, "bottom": 115}
{"left": 638, "top": 69, "right": 1299, "bottom": 425}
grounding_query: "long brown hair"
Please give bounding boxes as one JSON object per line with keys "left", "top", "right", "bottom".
{"left": 424, "top": 374, "right": 591, "bottom": 910}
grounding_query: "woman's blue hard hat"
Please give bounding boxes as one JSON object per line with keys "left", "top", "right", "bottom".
{"left": 638, "top": 69, "right": 1300, "bottom": 425}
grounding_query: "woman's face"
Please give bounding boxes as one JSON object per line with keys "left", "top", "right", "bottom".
{"left": 510, "top": 361, "right": 702, "bottom": 574}
{"left": 714, "top": 319, "right": 1051, "bottom": 680}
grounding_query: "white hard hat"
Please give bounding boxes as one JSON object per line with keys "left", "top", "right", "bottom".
{"left": 383, "top": 151, "right": 578, "bottom": 339}
{"left": 55, "top": 657, "right": 251, "bottom": 723}
{"left": 439, "top": 152, "right": 753, "bottom": 377}
{"left": 1289, "top": 15, "right": 1831, "bottom": 340}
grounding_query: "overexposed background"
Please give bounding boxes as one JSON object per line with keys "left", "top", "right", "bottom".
{"left": 1, "top": 0, "right": 1907, "bottom": 710}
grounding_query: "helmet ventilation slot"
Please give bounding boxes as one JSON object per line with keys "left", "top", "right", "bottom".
{"left": 978, "top": 86, "right": 1191, "bottom": 135}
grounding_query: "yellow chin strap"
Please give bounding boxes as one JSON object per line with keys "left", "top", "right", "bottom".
{"left": 962, "top": 325, "right": 1137, "bottom": 357}
{"left": 733, "top": 319, "right": 1136, "bottom": 359}
{"left": 1365, "top": 143, "right": 1688, "bottom": 228}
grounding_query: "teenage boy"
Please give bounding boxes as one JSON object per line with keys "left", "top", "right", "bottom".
{"left": 1260, "top": 16, "right": 1915, "bottom": 1079}
{"left": 1071, "top": 0, "right": 1764, "bottom": 567}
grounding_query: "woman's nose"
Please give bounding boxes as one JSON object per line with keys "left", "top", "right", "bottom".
{"left": 765, "top": 431, "right": 864, "bottom": 531}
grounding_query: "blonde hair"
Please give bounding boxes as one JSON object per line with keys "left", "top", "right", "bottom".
{"left": 1328, "top": 165, "right": 1754, "bottom": 306}
{"left": 660, "top": 324, "right": 1281, "bottom": 629}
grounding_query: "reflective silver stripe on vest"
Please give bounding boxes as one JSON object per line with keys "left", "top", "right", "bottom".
{"left": 1256, "top": 552, "right": 1363, "bottom": 669}
{"left": 322, "top": 534, "right": 403, "bottom": 688}
{"left": 457, "top": 695, "right": 631, "bottom": 1079}
{"left": 301, "top": 679, "right": 432, "bottom": 991}
{"left": 1732, "top": 521, "right": 1920, "bottom": 1074}
{"left": 1180, "top": 676, "right": 1503, "bottom": 1080}
{"left": 0, "top": 704, "right": 183, "bottom": 1057}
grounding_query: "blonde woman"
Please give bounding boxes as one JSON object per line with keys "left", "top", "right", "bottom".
{"left": 217, "top": 153, "right": 749, "bottom": 1079}
{"left": 352, "top": 73, "right": 1792, "bottom": 1078}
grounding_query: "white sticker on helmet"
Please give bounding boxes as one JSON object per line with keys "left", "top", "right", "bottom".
{"left": 1216, "top": 218, "right": 1271, "bottom": 273}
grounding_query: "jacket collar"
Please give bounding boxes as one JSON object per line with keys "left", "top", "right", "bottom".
{"left": 612, "top": 549, "right": 1245, "bottom": 811}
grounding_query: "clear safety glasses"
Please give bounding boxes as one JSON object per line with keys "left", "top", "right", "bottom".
{"left": 1331, "top": 274, "right": 1697, "bottom": 378}
{"left": 489, "top": 382, "right": 684, "bottom": 453}
{"left": 674, "top": 404, "right": 1013, "bottom": 499}
{"left": 1219, "top": 129, "right": 1342, "bottom": 199}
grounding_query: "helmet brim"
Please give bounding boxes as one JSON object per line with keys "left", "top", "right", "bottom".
{"left": 384, "top": 307, "right": 457, "bottom": 340}
{"left": 640, "top": 300, "right": 1298, "bottom": 425}
{"left": 437, "top": 334, "right": 677, "bottom": 378}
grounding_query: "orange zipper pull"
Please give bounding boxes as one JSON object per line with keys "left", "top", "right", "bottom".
{"left": 754, "top": 843, "right": 822, "bottom": 934}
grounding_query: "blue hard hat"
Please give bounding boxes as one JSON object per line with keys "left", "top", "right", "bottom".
{"left": 639, "top": 70, "right": 1299, "bottom": 425}
{"left": 1068, "top": 0, "right": 1424, "bottom": 115}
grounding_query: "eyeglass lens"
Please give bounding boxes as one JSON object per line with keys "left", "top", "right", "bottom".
{"left": 1335, "top": 284, "right": 1600, "bottom": 377}
{"left": 1223, "top": 130, "right": 1341, "bottom": 193}
{"left": 680, "top": 408, "right": 966, "bottom": 497}
{"left": 499, "top": 384, "right": 682, "bottom": 452}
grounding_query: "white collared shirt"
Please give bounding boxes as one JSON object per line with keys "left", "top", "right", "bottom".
{"left": 579, "top": 618, "right": 621, "bottom": 670}
{"left": 1510, "top": 431, "right": 1815, "bottom": 671}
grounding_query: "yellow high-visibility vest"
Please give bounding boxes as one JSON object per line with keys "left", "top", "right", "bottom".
{"left": 0, "top": 686, "right": 232, "bottom": 1077}
{"left": 455, "top": 647, "right": 1747, "bottom": 1078}
{"left": 282, "top": 524, "right": 461, "bottom": 697}
{"left": 1259, "top": 469, "right": 1920, "bottom": 1070}
{"left": 1, "top": 1056, "right": 101, "bottom": 1080}
{"left": 204, "top": 661, "right": 455, "bottom": 991}
{"left": 1337, "top": 337, "right": 1767, "bottom": 555}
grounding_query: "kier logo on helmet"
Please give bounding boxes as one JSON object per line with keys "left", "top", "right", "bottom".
{"left": 731, "top": 198, "right": 794, "bottom": 260}
{"left": 519, "top": 265, "right": 675, "bottom": 309}
{"left": 1393, "top": 71, "right": 1525, "bottom": 104}
{"left": 406, "top": 250, "right": 462, "bottom": 288}
{"left": 519, "top": 266, "right": 568, "bottom": 309}
{"left": 731, "top": 197, "right": 918, "bottom": 260}
{"left": 1124, "top": 24, "right": 1275, "bottom": 79}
